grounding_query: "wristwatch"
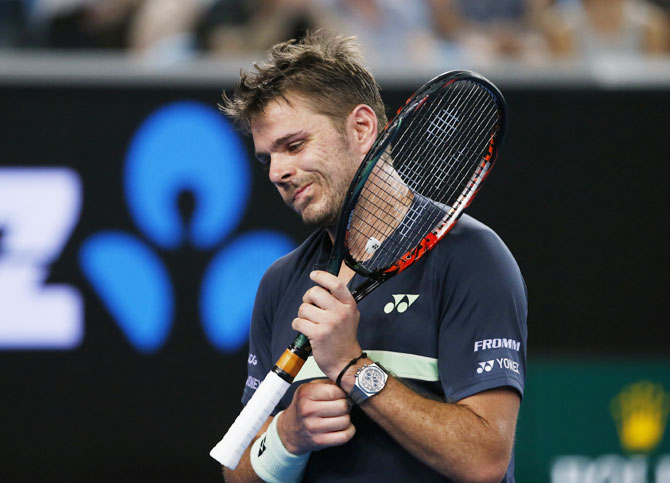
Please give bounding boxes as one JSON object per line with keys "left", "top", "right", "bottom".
{"left": 348, "top": 362, "right": 388, "bottom": 405}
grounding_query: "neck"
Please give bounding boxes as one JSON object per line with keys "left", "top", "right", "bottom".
{"left": 324, "top": 227, "right": 356, "bottom": 284}
{"left": 337, "top": 260, "right": 357, "bottom": 284}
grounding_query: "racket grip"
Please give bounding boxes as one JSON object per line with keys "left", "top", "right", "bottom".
{"left": 209, "top": 371, "right": 291, "bottom": 469}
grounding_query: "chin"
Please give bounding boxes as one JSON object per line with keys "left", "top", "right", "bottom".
{"left": 301, "top": 209, "right": 339, "bottom": 228}
{"left": 298, "top": 195, "right": 342, "bottom": 228}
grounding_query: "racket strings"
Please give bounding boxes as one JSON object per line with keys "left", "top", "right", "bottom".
{"left": 401, "top": 83, "right": 498, "bottom": 202}
{"left": 345, "top": 157, "right": 413, "bottom": 262}
{"left": 348, "top": 84, "right": 492, "bottom": 268}
{"left": 347, "top": 80, "right": 502, "bottom": 272}
{"left": 382, "top": 82, "right": 494, "bottom": 207}
{"left": 431, "top": 93, "right": 497, "bottom": 198}
{"left": 400, "top": 83, "right": 499, "bottom": 199}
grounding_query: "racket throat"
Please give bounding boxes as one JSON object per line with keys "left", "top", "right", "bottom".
{"left": 351, "top": 277, "right": 384, "bottom": 303}
{"left": 272, "top": 335, "right": 311, "bottom": 383}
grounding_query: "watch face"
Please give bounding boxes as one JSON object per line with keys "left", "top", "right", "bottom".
{"left": 359, "top": 365, "right": 386, "bottom": 393}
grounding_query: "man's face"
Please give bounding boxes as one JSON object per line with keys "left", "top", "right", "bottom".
{"left": 251, "top": 94, "right": 363, "bottom": 228}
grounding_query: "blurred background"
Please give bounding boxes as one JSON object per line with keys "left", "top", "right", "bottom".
{"left": 1, "top": 0, "right": 669, "bottom": 481}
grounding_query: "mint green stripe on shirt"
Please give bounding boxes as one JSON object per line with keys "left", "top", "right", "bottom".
{"left": 294, "top": 350, "right": 439, "bottom": 383}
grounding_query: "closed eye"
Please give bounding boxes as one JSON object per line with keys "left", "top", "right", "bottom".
{"left": 288, "top": 141, "right": 304, "bottom": 153}
{"left": 254, "top": 132, "right": 307, "bottom": 166}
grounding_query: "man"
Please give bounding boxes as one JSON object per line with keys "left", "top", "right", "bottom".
{"left": 219, "top": 31, "right": 527, "bottom": 482}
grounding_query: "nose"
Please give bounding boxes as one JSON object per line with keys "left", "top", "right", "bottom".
{"left": 268, "top": 153, "right": 296, "bottom": 185}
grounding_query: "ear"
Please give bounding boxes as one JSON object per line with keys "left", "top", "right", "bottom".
{"left": 346, "top": 104, "right": 378, "bottom": 157}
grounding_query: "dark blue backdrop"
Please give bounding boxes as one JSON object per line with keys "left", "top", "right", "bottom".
{"left": 0, "top": 80, "right": 668, "bottom": 481}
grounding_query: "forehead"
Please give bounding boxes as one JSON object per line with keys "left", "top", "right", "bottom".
{"left": 252, "top": 94, "right": 309, "bottom": 127}
{"left": 251, "top": 94, "right": 334, "bottom": 139}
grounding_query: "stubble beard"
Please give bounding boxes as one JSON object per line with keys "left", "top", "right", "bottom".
{"left": 300, "top": 180, "right": 347, "bottom": 229}
{"left": 301, "top": 133, "right": 358, "bottom": 230}
{"left": 297, "top": 154, "right": 351, "bottom": 228}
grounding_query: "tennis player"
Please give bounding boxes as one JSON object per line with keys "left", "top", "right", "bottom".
{"left": 219, "top": 31, "right": 527, "bottom": 483}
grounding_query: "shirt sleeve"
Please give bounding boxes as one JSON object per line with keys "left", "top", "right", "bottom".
{"left": 241, "top": 269, "right": 277, "bottom": 406}
{"left": 437, "top": 226, "right": 528, "bottom": 402}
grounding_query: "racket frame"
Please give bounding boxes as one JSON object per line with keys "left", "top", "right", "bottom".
{"left": 333, "top": 70, "right": 506, "bottom": 299}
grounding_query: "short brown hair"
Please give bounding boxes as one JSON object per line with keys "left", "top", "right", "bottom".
{"left": 220, "top": 30, "right": 387, "bottom": 134}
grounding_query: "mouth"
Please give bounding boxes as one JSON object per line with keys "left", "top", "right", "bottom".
{"left": 292, "top": 183, "right": 313, "bottom": 206}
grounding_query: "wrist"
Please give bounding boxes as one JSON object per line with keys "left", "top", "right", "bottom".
{"left": 338, "top": 357, "right": 372, "bottom": 394}
{"left": 276, "top": 408, "right": 305, "bottom": 455}
{"left": 335, "top": 352, "right": 367, "bottom": 390}
{"left": 250, "top": 411, "right": 311, "bottom": 483}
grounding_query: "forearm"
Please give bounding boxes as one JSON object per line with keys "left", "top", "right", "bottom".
{"left": 367, "top": 379, "right": 512, "bottom": 482}
{"left": 339, "top": 362, "right": 516, "bottom": 482}
{"left": 221, "top": 418, "right": 272, "bottom": 483}
{"left": 223, "top": 452, "right": 263, "bottom": 483}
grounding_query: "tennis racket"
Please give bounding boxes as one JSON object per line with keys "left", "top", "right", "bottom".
{"left": 210, "top": 69, "right": 506, "bottom": 469}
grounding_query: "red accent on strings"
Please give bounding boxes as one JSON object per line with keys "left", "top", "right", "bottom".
{"left": 383, "top": 127, "right": 498, "bottom": 275}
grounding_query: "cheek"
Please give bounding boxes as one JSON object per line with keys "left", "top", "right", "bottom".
{"left": 333, "top": 155, "right": 359, "bottom": 190}
{"left": 310, "top": 147, "right": 333, "bottom": 170}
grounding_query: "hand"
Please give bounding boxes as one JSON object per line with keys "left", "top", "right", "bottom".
{"left": 277, "top": 379, "right": 356, "bottom": 454}
{"left": 292, "top": 270, "right": 362, "bottom": 380}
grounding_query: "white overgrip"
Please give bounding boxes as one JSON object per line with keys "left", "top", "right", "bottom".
{"left": 210, "top": 371, "right": 291, "bottom": 469}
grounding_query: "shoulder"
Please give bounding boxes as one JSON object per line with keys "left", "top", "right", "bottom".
{"left": 444, "top": 213, "right": 500, "bottom": 242}
{"left": 430, "top": 214, "right": 525, "bottom": 294}
{"left": 258, "top": 229, "right": 326, "bottom": 289}
{"left": 437, "top": 214, "right": 516, "bottom": 263}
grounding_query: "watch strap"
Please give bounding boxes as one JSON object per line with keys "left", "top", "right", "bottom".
{"left": 335, "top": 352, "right": 367, "bottom": 388}
{"left": 347, "top": 383, "right": 369, "bottom": 406}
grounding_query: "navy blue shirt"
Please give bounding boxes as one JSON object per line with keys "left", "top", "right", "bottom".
{"left": 243, "top": 214, "right": 527, "bottom": 482}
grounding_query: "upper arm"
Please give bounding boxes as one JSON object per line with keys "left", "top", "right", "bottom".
{"left": 437, "top": 227, "right": 528, "bottom": 402}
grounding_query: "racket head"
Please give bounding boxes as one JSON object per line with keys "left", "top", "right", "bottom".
{"left": 330, "top": 70, "right": 506, "bottom": 279}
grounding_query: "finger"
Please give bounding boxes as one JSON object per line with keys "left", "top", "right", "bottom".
{"left": 292, "top": 316, "right": 315, "bottom": 336}
{"left": 308, "top": 378, "right": 332, "bottom": 385}
{"left": 303, "top": 379, "right": 348, "bottom": 401}
{"left": 302, "top": 397, "right": 351, "bottom": 419}
{"left": 307, "top": 414, "right": 351, "bottom": 434}
{"left": 312, "top": 423, "right": 356, "bottom": 448}
{"left": 309, "top": 271, "right": 354, "bottom": 304}
{"left": 302, "top": 285, "right": 337, "bottom": 310}
{"left": 319, "top": 400, "right": 352, "bottom": 417}
{"left": 297, "top": 301, "right": 326, "bottom": 323}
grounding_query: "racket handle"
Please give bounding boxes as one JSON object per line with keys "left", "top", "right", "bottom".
{"left": 209, "top": 371, "right": 291, "bottom": 469}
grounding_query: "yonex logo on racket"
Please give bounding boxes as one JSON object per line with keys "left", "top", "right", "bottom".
{"left": 365, "top": 237, "right": 381, "bottom": 255}
{"left": 383, "top": 294, "right": 419, "bottom": 314}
